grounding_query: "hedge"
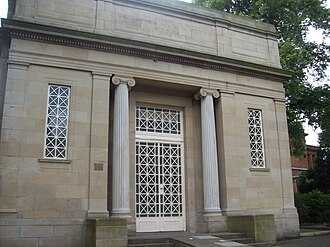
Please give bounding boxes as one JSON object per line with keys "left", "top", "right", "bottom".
{"left": 294, "top": 190, "right": 330, "bottom": 224}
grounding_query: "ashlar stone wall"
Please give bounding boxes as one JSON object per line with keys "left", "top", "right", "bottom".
{"left": 0, "top": 0, "right": 299, "bottom": 245}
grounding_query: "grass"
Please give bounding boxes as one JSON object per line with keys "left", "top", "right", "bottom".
{"left": 300, "top": 229, "right": 326, "bottom": 233}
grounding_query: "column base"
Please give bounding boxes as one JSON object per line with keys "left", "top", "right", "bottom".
{"left": 87, "top": 211, "right": 109, "bottom": 219}
{"left": 203, "top": 207, "right": 222, "bottom": 216}
{"left": 275, "top": 207, "right": 299, "bottom": 240}
{"left": 197, "top": 214, "right": 227, "bottom": 233}
{"left": 111, "top": 209, "right": 131, "bottom": 219}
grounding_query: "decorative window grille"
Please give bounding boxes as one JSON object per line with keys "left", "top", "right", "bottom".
{"left": 136, "top": 106, "right": 181, "bottom": 135}
{"left": 44, "top": 85, "right": 70, "bottom": 159}
{"left": 248, "top": 109, "right": 265, "bottom": 168}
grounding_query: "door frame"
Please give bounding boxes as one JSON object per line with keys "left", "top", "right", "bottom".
{"left": 134, "top": 105, "right": 186, "bottom": 232}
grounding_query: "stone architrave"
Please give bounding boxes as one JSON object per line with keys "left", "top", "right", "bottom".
{"left": 111, "top": 75, "right": 135, "bottom": 217}
{"left": 195, "top": 88, "right": 222, "bottom": 215}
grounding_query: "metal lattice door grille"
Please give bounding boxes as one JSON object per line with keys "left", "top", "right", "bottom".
{"left": 136, "top": 142, "right": 182, "bottom": 218}
{"left": 135, "top": 106, "right": 184, "bottom": 232}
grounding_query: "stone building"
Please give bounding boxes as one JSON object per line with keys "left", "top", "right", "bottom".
{"left": 0, "top": 0, "right": 299, "bottom": 246}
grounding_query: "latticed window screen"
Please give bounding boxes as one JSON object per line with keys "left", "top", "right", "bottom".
{"left": 248, "top": 109, "right": 265, "bottom": 168}
{"left": 136, "top": 141, "right": 183, "bottom": 218}
{"left": 44, "top": 85, "right": 70, "bottom": 159}
{"left": 136, "top": 106, "right": 181, "bottom": 135}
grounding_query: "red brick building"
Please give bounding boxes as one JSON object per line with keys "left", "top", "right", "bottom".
{"left": 291, "top": 145, "right": 319, "bottom": 192}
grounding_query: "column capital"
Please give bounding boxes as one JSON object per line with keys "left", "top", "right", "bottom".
{"left": 112, "top": 75, "right": 136, "bottom": 87}
{"left": 273, "top": 98, "right": 286, "bottom": 104}
{"left": 7, "top": 61, "right": 30, "bottom": 70}
{"left": 194, "top": 88, "right": 219, "bottom": 100}
{"left": 92, "top": 72, "right": 112, "bottom": 80}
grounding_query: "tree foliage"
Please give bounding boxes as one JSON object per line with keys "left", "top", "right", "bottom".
{"left": 294, "top": 190, "right": 330, "bottom": 223}
{"left": 193, "top": 0, "right": 330, "bottom": 155}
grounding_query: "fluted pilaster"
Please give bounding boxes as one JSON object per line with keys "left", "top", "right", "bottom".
{"left": 111, "top": 76, "right": 135, "bottom": 217}
{"left": 196, "top": 88, "right": 221, "bottom": 214}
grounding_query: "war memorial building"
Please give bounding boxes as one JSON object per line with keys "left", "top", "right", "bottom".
{"left": 0, "top": 0, "right": 299, "bottom": 246}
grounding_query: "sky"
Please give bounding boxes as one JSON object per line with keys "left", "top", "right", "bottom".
{"left": 0, "top": 0, "right": 328, "bottom": 146}
{"left": 0, "top": 0, "right": 7, "bottom": 21}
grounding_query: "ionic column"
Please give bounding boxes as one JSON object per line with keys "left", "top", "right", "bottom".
{"left": 196, "top": 88, "right": 221, "bottom": 215}
{"left": 111, "top": 75, "right": 135, "bottom": 217}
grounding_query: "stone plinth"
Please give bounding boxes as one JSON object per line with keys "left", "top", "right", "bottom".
{"left": 197, "top": 215, "right": 227, "bottom": 233}
{"left": 227, "top": 214, "right": 276, "bottom": 244}
{"left": 86, "top": 218, "right": 128, "bottom": 247}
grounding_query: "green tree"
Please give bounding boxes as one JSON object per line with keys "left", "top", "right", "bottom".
{"left": 193, "top": 0, "right": 330, "bottom": 155}
{"left": 298, "top": 163, "right": 330, "bottom": 194}
{"left": 297, "top": 85, "right": 330, "bottom": 194}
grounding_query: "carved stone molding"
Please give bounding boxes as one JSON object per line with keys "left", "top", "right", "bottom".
{"left": 7, "top": 61, "right": 29, "bottom": 70}
{"left": 194, "top": 88, "right": 220, "bottom": 100}
{"left": 92, "top": 72, "right": 113, "bottom": 80}
{"left": 3, "top": 18, "right": 291, "bottom": 82}
{"left": 273, "top": 98, "right": 286, "bottom": 104}
{"left": 112, "top": 75, "right": 136, "bottom": 88}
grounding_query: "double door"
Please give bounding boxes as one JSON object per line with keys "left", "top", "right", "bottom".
{"left": 135, "top": 106, "right": 185, "bottom": 232}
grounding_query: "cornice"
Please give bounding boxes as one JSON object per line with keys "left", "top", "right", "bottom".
{"left": 2, "top": 19, "right": 291, "bottom": 82}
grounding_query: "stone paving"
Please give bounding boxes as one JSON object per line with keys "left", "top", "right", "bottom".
{"left": 130, "top": 232, "right": 252, "bottom": 247}
{"left": 275, "top": 234, "right": 330, "bottom": 247}
{"left": 173, "top": 234, "right": 249, "bottom": 247}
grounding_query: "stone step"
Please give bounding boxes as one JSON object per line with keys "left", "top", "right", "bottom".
{"left": 211, "top": 232, "right": 257, "bottom": 245}
{"left": 249, "top": 241, "right": 275, "bottom": 247}
{"left": 211, "top": 232, "right": 248, "bottom": 240}
{"left": 128, "top": 238, "right": 173, "bottom": 247}
{"left": 230, "top": 237, "right": 255, "bottom": 244}
{"left": 128, "top": 243, "right": 175, "bottom": 247}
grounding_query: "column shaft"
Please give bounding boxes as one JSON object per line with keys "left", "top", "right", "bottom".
{"left": 111, "top": 76, "right": 135, "bottom": 217}
{"left": 200, "top": 92, "right": 221, "bottom": 214}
